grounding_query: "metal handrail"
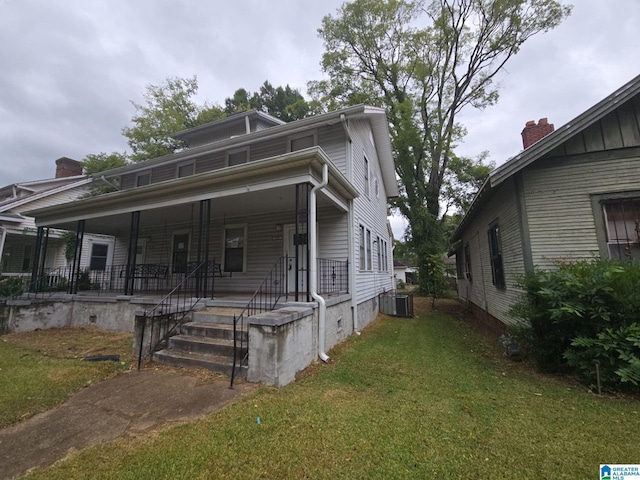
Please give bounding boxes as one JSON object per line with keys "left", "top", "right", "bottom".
{"left": 136, "top": 261, "right": 209, "bottom": 369}
{"left": 230, "top": 256, "right": 287, "bottom": 387}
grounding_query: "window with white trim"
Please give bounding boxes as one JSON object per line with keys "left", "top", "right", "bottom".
{"left": 89, "top": 243, "right": 109, "bottom": 271}
{"left": 359, "top": 225, "right": 372, "bottom": 271}
{"left": 366, "top": 229, "right": 372, "bottom": 271}
{"left": 223, "top": 225, "right": 247, "bottom": 273}
{"left": 177, "top": 161, "right": 195, "bottom": 178}
{"left": 289, "top": 132, "right": 316, "bottom": 152}
{"left": 377, "top": 236, "right": 388, "bottom": 271}
{"left": 227, "top": 148, "right": 249, "bottom": 167}
{"left": 602, "top": 198, "right": 640, "bottom": 261}
{"left": 136, "top": 172, "right": 151, "bottom": 187}
{"left": 364, "top": 155, "right": 370, "bottom": 198}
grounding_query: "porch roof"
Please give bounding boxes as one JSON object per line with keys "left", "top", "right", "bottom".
{"left": 26, "top": 148, "right": 358, "bottom": 234}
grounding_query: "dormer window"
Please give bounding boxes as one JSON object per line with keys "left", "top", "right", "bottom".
{"left": 227, "top": 147, "right": 249, "bottom": 167}
{"left": 289, "top": 132, "right": 317, "bottom": 152}
{"left": 136, "top": 172, "right": 151, "bottom": 187}
{"left": 177, "top": 161, "right": 195, "bottom": 178}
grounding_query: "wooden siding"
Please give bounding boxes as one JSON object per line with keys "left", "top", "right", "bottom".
{"left": 456, "top": 177, "right": 526, "bottom": 325}
{"left": 318, "top": 125, "right": 348, "bottom": 176}
{"left": 523, "top": 155, "right": 640, "bottom": 269}
{"left": 546, "top": 95, "right": 640, "bottom": 158}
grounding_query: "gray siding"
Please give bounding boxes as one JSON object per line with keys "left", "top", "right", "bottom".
{"left": 456, "top": 177, "right": 526, "bottom": 325}
{"left": 524, "top": 154, "right": 640, "bottom": 269}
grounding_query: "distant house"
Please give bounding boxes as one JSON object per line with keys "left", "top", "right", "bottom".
{"left": 0, "top": 158, "right": 114, "bottom": 290}
{"left": 26, "top": 106, "right": 399, "bottom": 386}
{"left": 451, "top": 75, "right": 640, "bottom": 332}
{"left": 393, "top": 260, "right": 417, "bottom": 285}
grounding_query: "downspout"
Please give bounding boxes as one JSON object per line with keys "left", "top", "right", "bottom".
{"left": 341, "top": 114, "right": 360, "bottom": 334}
{"left": 310, "top": 163, "right": 330, "bottom": 362}
{"left": 0, "top": 227, "right": 6, "bottom": 271}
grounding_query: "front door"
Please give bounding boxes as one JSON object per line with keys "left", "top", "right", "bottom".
{"left": 284, "top": 225, "right": 308, "bottom": 295}
{"left": 172, "top": 233, "right": 189, "bottom": 273}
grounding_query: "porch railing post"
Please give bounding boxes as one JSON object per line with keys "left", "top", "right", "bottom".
{"left": 68, "top": 220, "right": 85, "bottom": 294}
{"left": 125, "top": 211, "right": 140, "bottom": 295}
{"left": 29, "top": 226, "right": 47, "bottom": 293}
{"left": 197, "top": 199, "right": 211, "bottom": 298}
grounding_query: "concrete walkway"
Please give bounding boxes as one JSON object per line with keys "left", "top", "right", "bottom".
{"left": 0, "top": 369, "right": 255, "bottom": 479}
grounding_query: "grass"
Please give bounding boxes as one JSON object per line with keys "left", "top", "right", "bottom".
{"left": 14, "top": 299, "right": 640, "bottom": 479}
{"left": 0, "top": 326, "right": 133, "bottom": 428}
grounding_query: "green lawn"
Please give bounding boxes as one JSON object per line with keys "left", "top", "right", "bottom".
{"left": 20, "top": 299, "right": 640, "bottom": 479}
{"left": 0, "top": 327, "right": 132, "bottom": 428}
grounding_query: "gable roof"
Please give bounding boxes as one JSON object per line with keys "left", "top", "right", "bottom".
{"left": 452, "top": 74, "right": 640, "bottom": 243}
{"left": 0, "top": 177, "right": 92, "bottom": 214}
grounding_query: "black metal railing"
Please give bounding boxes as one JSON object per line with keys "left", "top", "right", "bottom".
{"left": 136, "top": 261, "right": 210, "bottom": 369}
{"left": 317, "top": 258, "right": 348, "bottom": 295}
{"left": 230, "top": 256, "right": 288, "bottom": 387}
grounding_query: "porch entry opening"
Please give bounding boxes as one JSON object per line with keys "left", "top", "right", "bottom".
{"left": 285, "top": 225, "right": 308, "bottom": 294}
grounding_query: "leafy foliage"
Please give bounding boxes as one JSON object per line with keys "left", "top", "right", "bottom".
{"left": 0, "top": 276, "right": 25, "bottom": 298}
{"left": 81, "top": 152, "right": 128, "bottom": 195}
{"left": 510, "top": 259, "right": 640, "bottom": 391}
{"left": 224, "top": 81, "right": 312, "bottom": 122}
{"left": 313, "top": 0, "right": 571, "bottom": 293}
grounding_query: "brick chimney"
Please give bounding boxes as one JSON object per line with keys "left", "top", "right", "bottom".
{"left": 521, "top": 118, "right": 555, "bottom": 149}
{"left": 55, "top": 157, "right": 83, "bottom": 178}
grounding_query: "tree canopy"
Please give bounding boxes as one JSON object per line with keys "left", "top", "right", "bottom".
{"left": 312, "top": 0, "right": 571, "bottom": 292}
{"left": 224, "top": 81, "right": 312, "bottom": 122}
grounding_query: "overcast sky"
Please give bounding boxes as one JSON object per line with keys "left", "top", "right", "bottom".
{"left": 1, "top": 0, "right": 638, "bottom": 235}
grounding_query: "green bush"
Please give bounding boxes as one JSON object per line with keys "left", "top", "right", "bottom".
{"left": 0, "top": 276, "right": 25, "bottom": 298}
{"left": 510, "top": 259, "right": 640, "bottom": 391}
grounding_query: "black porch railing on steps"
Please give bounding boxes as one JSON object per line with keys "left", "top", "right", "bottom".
{"left": 230, "top": 256, "right": 288, "bottom": 388}
{"left": 136, "top": 261, "right": 210, "bottom": 369}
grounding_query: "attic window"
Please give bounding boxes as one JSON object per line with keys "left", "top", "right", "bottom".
{"left": 227, "top": 148, "right": 249, "bottom": 167}
{"left": 289, "top": 132, "right": 316, "bottom": 152}
{"left": 177, "top": 162, "right": 195, "bottom": 178}
{"left": 136, "top": 172, "right": 151, "bottom": 187}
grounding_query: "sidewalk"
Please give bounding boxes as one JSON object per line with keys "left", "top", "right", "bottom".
{"left": 0, "top": 369, "right": 255, "bottom": 479}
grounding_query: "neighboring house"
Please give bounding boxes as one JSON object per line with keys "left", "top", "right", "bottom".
{"left": 393, "top": 260, "right": 417, "bottom": 285}
{"left": 26, "top": 106, "right": 399, "bottom": 384}
{"left": 451, "top": 75, "right": 640, "bottom": 332}
{"left": 0, "top": 158, "right": 114, "bottom": 289}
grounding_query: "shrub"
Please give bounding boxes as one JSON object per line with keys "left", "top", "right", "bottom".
{"left": 510, "top": 259, "right": 640, "bottom": 391}
{"left": 0, "top": 276, "right": 25, "bottom": 298}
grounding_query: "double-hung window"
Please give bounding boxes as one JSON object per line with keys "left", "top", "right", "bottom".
{"left": 89, "top": 243, "right": 109, "bottom": 271}
{"left": 602, "top": 198, "right": 640, "bottom": 261}
{"left": 487, "top": 222, "right": 505, "bottom": 288}
{"left": 359, "top": 225, "right": 373, "bottom": 271}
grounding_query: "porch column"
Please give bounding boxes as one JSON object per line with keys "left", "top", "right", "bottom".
{"left": 294, "top": 183, "right": 311, "bottom": 302}
{"left": 29, "top": 226, "right": 48, "bottom": 293}
{"left": 196, "top": 199, "right": 212, "bottom": 298}
{"left": 68, "top": 220, "right": 85, "bottom": 294}
{"left": 124, "top": 211, "right": 141, "bottom": 295}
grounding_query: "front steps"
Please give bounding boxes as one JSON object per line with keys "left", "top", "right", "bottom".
{"left": 153, "top": 308, "right": 248, "bottom": 378}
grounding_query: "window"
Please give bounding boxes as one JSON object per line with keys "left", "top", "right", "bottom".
{"left": 359, "top": 225, "right": 366, "bottom": 270}
{"left": 364, "top": 155, "right": 370, "bottom": 197}
{"left": 487, "top": 222, "right": 505, "bottom": 288}
{"left": 177, "top": 162, "right": 195, "bottom": 178}
{"left": 22, "top": 245, "right": 33, "bottom": 272}
{"left": 366, "top": 229, "right": 372, "bottom": 270}
{"left": 377, "top": 237, "right": 388, "bottom": 272}
{"left": 227, "top": 148, "right": 249, "bottom": 167}
{"left": 289, "top": 133, "right": 316, "bottom": 152}
{"left": 136, "top": 172, "right": 151, "bottom": 187}
{"left": 89, "top": 243, "right": 109, "bottom": 271}
{"left": 377, "top": 236, "right": 383, "bottom": 271}
{"left": 224, "top": 225, "right": 247, "bottom": 273}
{"left": 464, "top": 243, "right": 472, "bottom": 282}
{"left": 602, "top": 198, "right": 640, "bottom": 261}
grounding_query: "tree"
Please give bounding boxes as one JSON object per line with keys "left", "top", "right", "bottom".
{"left": 81, "top": 152, "right": 128, "bottom": 195}
{"left": 122, "top": 76, "right": 225, "bottom": 162}
{"left": 224, "top": 81, "right": 312, "bottom": 122}
{"left": 312, "top": 0, "right": 571, "bottom": 293}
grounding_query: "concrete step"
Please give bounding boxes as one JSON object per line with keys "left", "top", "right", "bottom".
{"left": 191, "top": 310, "right": 242, "bottom": 325}
{"left": 181, "top": 322, "right": 247, "bottom": 342}
{"left": 153, "top": 349, "right": 247, "bottom": 378}
{"left": 168, "top": 334, "right": 247, "bottom": 358}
